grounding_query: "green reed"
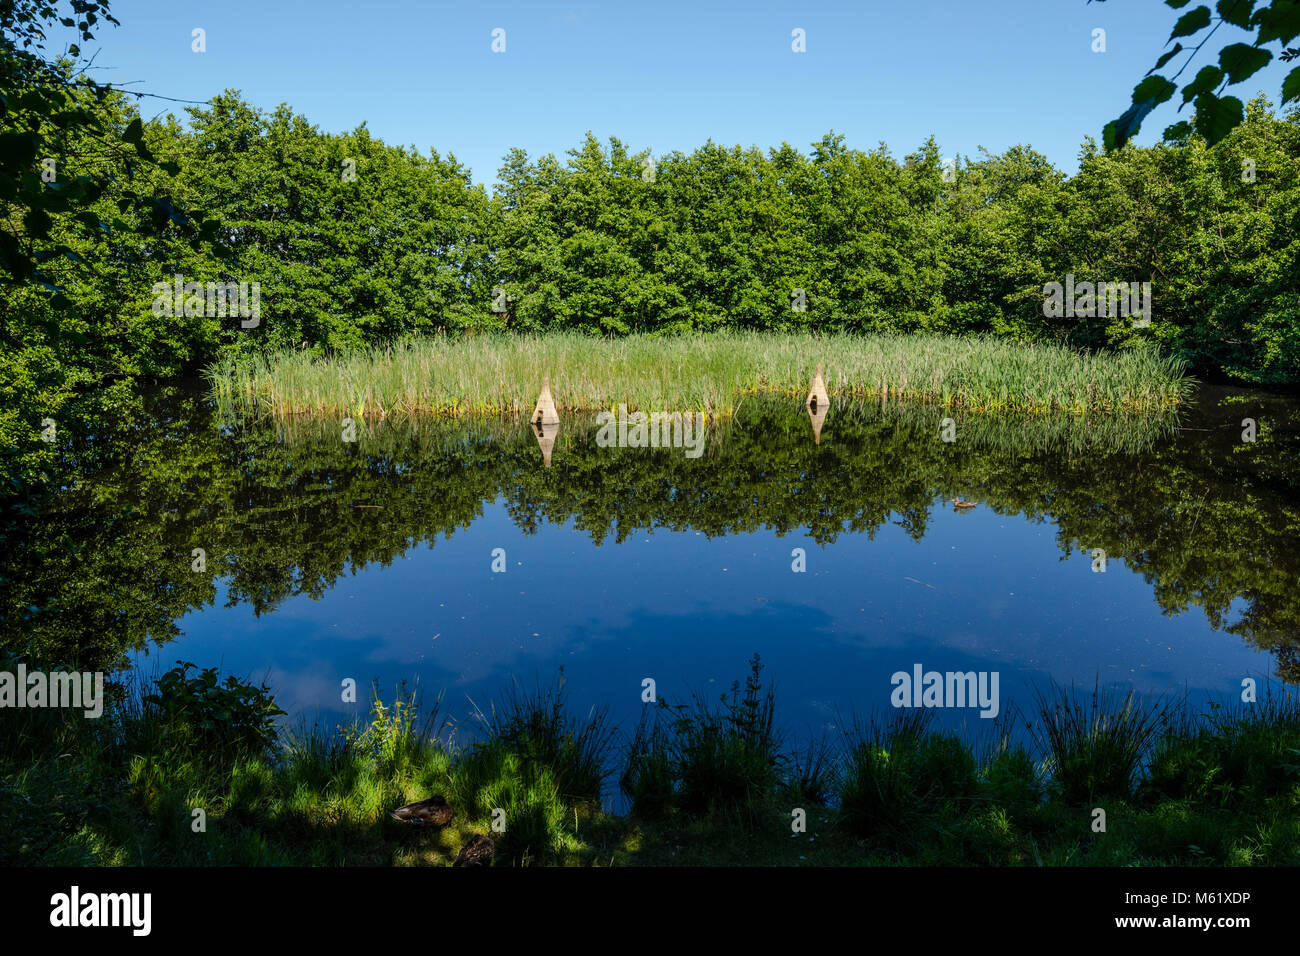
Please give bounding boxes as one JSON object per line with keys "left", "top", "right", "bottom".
{"left": 208, "top": 331, "right": 1193, "bottom": 421}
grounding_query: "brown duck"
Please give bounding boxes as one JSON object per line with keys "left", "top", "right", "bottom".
{"left": 951, "top": 497, "right": 977, "bottom": 510}
{"left": 453, "top": 834, "right": 495, "bottom": 867}
{"left": 389, "top": 795, "right": 454, "bottom": 826}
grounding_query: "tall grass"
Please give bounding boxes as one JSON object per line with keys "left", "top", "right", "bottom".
{"left": 1028, "top": 682, "right": 1175, "bottom": 803}
{"left": 620, "top": 654, "right": 786, "bottom": 824}
{"left": 838, "top": 710, "right": 980, "bottom": 840}
{"left": 466, "top": 670, "right": 616, "bottom": 808}
{"left": 1145, "top": 693, "right": 1300, "bottom": 809}
{"left": 5, "top": 657, "right": 1296, "bottom": 866}
{"left": 209, "top": 331, "right": 1193, "bottom": 421}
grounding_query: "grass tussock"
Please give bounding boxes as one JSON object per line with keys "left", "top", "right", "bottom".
{"left": 621, "top": 655, "right": 786, "bottom": 825}
{"left": 2, "top": 655, "right": 1296, "bottom": 867}
{"left": 1028, "top": 682, "right": 1175, "bottom": 803}
{"left": 208, "top": 331, "right": 1193, "bottom": 421}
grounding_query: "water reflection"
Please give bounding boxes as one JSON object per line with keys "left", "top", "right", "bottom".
{"left": 533, "top": 419, "right": 558, "bottom": 468}
{"left": 1, "top": 384, "right": 1296, "bottom": 709}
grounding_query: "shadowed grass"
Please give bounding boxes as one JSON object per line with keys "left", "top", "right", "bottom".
{"left": 2, "top": 658, "right": 1295, "bottom": 866}
{"left": 620, "top": 654, "right": 784, "bottom": 826}
{"left": 1145, "top": 693, "right": 1300, "bottom": 811}
{"left": 209, "top": 331, "right": 1193, "bottom": 421}
{"left": 1028, "top": 681, "right": 1177, "bottom": 803}
{"left": 838, "top": 710, "right": 979, "bottom": 842}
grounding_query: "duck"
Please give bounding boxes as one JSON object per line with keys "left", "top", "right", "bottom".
{"left": 389, "top": 795, "right": 454, "bottom": 827}
{"left": 951, "top": 497, "right": 977, "bottom": 510}
{"left": 453, "top": 834, "right": 495, "bottom": 867}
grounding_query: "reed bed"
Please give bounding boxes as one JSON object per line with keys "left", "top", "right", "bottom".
{"left": 208, "top": 332, "right": 1193, "bottom": 421}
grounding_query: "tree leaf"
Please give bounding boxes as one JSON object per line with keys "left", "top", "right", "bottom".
{"left": 24, "top": 207, "right": 53, "bottom": 239}
{"left": 1283, "top": 64, "right": 1300, "bottom": 103}
{"left": 1254, "top": 0, "right": 1300, "bottom": 46}
{"left": 1170, "top": 5, "right": 1212, "bottom": 38}
{"left": 1218, "top": 42, "right": 1272, "bottom": 84}
{"left": 1135, "top": 75, "right": 1178, "bottom": 107}
{"left": 1105, "top": 101, "right": 1155, "bottom": 150}
{"left": 1216, "top": 0, "right": 1255, "bottom": 28}
{"left": 75, "top": 210, "right": 106, "bottom": 234}
{"left": 0, "top": 131, "right": 39, "bottom": 165}
{"left": 1150, "top": 43, "right": 1184, "bottom": 74}
{"left": 1106, "top": 76, "right": 1177, "bottom": 149}
{"left": 1193, "top": 92, "right": 1244, "bottom": 144}
{"left": 1183, "top": 65, "right": 1224, "bottom": 102}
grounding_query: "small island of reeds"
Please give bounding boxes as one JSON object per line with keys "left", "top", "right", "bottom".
{"left": 208, "top": 332, "right": 1193, "bottom": 422}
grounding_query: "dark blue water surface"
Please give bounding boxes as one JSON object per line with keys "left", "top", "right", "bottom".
{"left": 154, "top": 497, "right": 1264, "bottom": 745}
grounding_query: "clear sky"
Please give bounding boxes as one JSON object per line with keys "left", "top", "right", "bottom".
{"left": 70, "top": 0, "right": 1299, "bottom": 189}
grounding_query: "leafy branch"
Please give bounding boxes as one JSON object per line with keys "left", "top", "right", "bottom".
{"left": 1092, "top": 0, "right": 1300, "bottom": 147}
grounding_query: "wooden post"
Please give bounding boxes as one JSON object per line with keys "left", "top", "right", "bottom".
{"left": 533, "top": 375, "right": 559, "bottom": 426}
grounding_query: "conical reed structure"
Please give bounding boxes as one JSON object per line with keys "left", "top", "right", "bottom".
{"left": 806, "top": 365, "right": 829, "bottom": 410}
{"left": 533, "top": 375, "right": 559, "bottom": 426}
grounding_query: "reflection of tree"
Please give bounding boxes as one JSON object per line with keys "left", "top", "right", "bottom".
{"left": 1277, "top": 646, "right": 1300, "bottom": 686}
{"left": 2, "top": 386, "right": 1296, "bottom": 683}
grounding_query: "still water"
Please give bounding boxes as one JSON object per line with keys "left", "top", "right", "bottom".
{"left": 4, "top": 385, "right": 1298, "bottom": 754}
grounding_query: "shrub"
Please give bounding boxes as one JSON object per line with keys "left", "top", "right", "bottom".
{"left": 140, "top": 661, "right": 284, "bottom": 767}
{"left": 981, "top": 744, "right": 1041, "bottom": 815}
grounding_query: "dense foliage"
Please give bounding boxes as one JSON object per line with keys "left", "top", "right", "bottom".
{"left": 4, "top": 3, "right": 1300, "bottom": 492}
{"left": 1, "top": 0, "right": 222, "bottom": 489}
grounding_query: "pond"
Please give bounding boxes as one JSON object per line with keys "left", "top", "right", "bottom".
{"left": 4, "top": 383, "right": 1298, "bottom": 770}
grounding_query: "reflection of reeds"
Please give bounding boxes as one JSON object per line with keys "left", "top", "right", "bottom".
{"left": 208, "top": 331, "right": 1192, "bottom": 422}
{"left": 818, "top": 398, "right": 1181, "bottom": 456}
{"left": 250, "top": 394, "right": 1178, "bottom": 460}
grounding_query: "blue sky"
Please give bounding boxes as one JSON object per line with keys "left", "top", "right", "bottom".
{"left": 74, "top": 1, "right": 1299, "bottom": 188}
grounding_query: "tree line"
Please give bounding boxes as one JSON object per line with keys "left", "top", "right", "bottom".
{"left": 4, "top": 83, "right": 1300, "bottom": 488}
